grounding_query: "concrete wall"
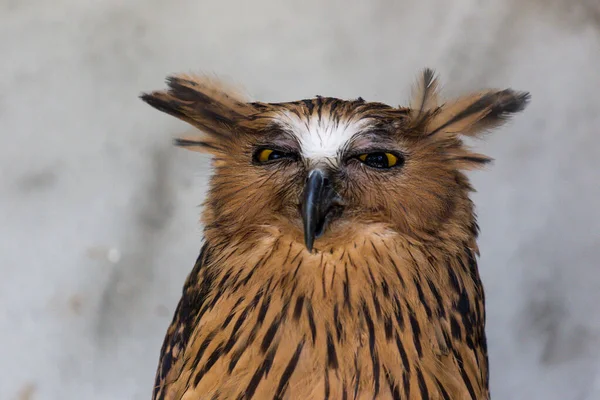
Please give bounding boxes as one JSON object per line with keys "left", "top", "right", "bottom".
{"left": 1, "top": 1, "right": 599, "bottom": 398}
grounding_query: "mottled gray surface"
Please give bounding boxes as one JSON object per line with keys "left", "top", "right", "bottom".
{"left": 1, "top": 1, "right": 599, "bottom": 399}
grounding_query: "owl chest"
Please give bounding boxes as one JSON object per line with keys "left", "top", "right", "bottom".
{"left": 176, "top": 239, "right": 485, "bottom": 399}
{"left": 181, "top": 284, "right": 441, "bottom": 400}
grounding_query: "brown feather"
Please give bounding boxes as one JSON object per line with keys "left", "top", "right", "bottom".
{"left": 425, "top": 89, "right": 530, "bottom": 138}
{"left": 140, "top": 73, "right": 256, "bottom": 154}
{"left": 409, "top": 68, "right": 440, "bottom": 121}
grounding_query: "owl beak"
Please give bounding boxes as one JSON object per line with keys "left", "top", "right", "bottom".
{"left": 301, "top": 169, "right": 339, "bottom": 252}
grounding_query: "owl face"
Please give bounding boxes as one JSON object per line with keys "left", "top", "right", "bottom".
{"left": 254, "top": 99, "right": 410, "bottom": 250}
{"left": 206, "top": 98, "right": 466, "bottom": 251}
{"left": 141, "top": 71, "right": 529, "bottom": 250}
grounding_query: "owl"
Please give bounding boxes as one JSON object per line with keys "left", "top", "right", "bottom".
{"left": 141, "top": 69, "right": 529, "bottom": 399}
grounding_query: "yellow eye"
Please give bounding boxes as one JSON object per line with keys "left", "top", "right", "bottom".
{"left": 257, "top": 149, "right": 274, "bottom": 162}
{"left": 357, "top": 152, "right": 400, "bottom": 169}
{"left": 255, "top": 148, "right": 297, "bottom": 164}
{"left": 386, "top": 153, "right": 398, "bottom": 166}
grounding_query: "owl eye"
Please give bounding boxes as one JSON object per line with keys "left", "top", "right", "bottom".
{"left": 255, "top": 148, "right": 297, "bottom": 164}
{"left": 357, "top": 152, "right": 401, "bottom": 169}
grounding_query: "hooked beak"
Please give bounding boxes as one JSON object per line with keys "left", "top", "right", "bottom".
{"left": 301, "top": 169, "right": 340, "bottom": 252}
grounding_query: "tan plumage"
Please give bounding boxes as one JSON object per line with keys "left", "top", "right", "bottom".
{"left": 408, "top": 68, "right": 439, "bottom": 123}
{"left": 141, "top": 69, "right": 530, "bottom": 400}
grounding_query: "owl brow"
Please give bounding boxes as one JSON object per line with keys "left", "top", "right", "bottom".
{"left": 254, "top": 123, "right": 302, "bottom": 151}
{"left": 343, "top": 127, "right": 400, "bottom": 154}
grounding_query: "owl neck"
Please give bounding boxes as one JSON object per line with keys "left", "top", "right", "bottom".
{"left": 200, "top": 190, "right": 484, "bottom": 304}
{"left": 198, "top": 204, "right": 486, "bottom": 334}
{"left": 201, "top": 216, "right": 482, "bottom": 302}
{"left": 193, "top": 220, "right": 488, "bottom": 398}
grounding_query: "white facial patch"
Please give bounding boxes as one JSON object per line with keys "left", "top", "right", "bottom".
{"left": 276, "top": 110, "right": 369, "bottom": 162}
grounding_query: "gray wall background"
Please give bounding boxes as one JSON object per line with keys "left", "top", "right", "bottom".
{"left": 1, "top": 0, "right": 599, "bottom": 399}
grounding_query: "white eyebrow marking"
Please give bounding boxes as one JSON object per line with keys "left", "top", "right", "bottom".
{"left": 275, "top": 110, "right": 369, "bottom": 161}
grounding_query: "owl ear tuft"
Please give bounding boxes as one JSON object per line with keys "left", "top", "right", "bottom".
{"left": 428, "top": 88, "right": 530, "bottom": 170}
{"left": 407, "top": 69, "right": 530, "bottom": 170}
{"left": 407, "top": 69, "right": 530, "bottom": 139}
{"left": 423, "top": 88, "right": 530, "bottom": 139}
{"left": 408, "top": 68, "right": 440, "bottom": 124}
{"left": 140, "top": 74, "right": 257, "bottom": 153}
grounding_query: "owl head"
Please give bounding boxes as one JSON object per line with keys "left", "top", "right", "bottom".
{"left": 141, "top": 70, "right": 529, "bottom": 252}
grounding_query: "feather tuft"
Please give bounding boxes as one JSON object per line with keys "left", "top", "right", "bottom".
{"left": 140, "top": 74, "right": 256, "bottom": 149}
{"left": 409, "top": 68, "right": 440, "bottom": 121}
{"left": 425, "top": 89, "right": 530, "bottom": 138}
